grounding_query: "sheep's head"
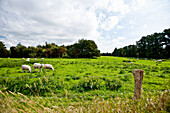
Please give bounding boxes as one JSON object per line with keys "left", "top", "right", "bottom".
{"left": 29, "top": 68, "right": 32, "bottom": 73}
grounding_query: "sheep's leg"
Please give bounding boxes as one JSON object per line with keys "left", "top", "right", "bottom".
{"left": 22, "top": 69, "right": 23, "bottom": 73}
{"left": 34, "top": 68, "right": 36, "bottom": 72}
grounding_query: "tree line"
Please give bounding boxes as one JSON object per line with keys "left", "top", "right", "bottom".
{"left": 1, "top": 28, "right": 169, "bottom": 59}
{"left": 112, "top": 28, "right": 170, "bottom": 59}
{"left": 0, "top": 39, "right": 100, "bottom": 58}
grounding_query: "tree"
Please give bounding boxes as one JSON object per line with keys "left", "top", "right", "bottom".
{"left": 113, "top": 28, "right": 170, "bottom": 58}
{"left": 36, "top": 47, "right": 43, "bottom": 57}
{"left": 10, "top": 46, "right": 17, "bottom": 58}
{"left": 16, "top": 43, "right": 27, "bottom": 58}
{"left": 58, "top": 47, "right": 67, "bottom": 57}
{"left": 112, "top": 48, "right": 117, "bottom": 56}
{"left": 67, "top": 39, "right": 100, "bottom": 58}
{"left": 0, "top": 41, "right": 8, "bottom": 57}
{"left": 26, "top": 46, "right": 36, "bottom": 58}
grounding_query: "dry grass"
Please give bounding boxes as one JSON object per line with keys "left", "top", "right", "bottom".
{"left": 0, "top": 90, "right": 169, "bottom": 113}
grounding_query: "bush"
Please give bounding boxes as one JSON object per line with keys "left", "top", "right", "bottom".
{"left": 76, "top": 77, "right": 104, "bottom": 92}
{"left": 121, "top": 75, "right": 131, "bottom": 82}
{"left": 105, "top": 78, "right": 122, "bottom": 91}
{"left": 119, "top": 69, "right": 125, "bottom": 74}
{"left": 157, "top": 74, "right": 166, "bottom": 78}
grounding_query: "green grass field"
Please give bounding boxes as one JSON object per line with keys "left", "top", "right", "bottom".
{"left": 0, "top": 56, "right": 169, "bottom": 112}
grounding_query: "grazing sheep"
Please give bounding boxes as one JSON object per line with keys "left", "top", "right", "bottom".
{"left": 145, "top": 58, "right": 147, "bottom": 60}
{"left": 153, "top": 59, "right": 155, "bottom": 61}
{"left": 41, "top": 58, "right": 44, "bottom": 60}
{"left": 21, "top": 65, "right": 31, "bottom": 73}
{"left": 22, "top": 58, "right": 25, "bottom": 60}
{"left": 137, "top": 58, "right": 139, "bottom": 60}
{"left": 33, "top": 63, "right": 44, "bottom": 72}
{"left": 129, "top": 62, "right": 133, "bottom": 64}
{"left": 34, "top": 58, "right": 37, "bottom": 60}
{"left": 26, "top": 58, "right": 30, "bottom": 62}
{"left": 44, "top": 64, "right": 54, "bottom": 71}
{"left": 156, "top": 60, "right": 162, "bottom": 63}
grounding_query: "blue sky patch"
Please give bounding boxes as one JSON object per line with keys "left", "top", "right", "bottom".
{"left": 0, "top": 36, "right": 6, "bottom": 39}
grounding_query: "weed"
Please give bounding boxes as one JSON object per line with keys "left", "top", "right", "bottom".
{"left": 119, "top": 69, "right": 125, "bottom": 74}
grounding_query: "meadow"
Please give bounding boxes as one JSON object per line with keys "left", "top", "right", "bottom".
{"left": 0, "top": 56, "right": 169, "bottom": 112}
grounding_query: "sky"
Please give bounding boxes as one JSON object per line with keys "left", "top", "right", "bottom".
{"left": 0, "top": 0, "right": 170, "bottom": 53}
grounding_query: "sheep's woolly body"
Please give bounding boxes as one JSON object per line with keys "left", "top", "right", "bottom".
{"left": 156, "top": 60, "right": 162, "bottom": 63}
{"left": 26, "top": 58, "right": 30, "bottom": 61}
{"left": 44, "top": 64, "right": 54, "bottom": 71}
{"left": 21, "top": 65, "right": 31, "bottom": 73}
{"left": 33, "top": 63, "right": 44, "bottom": 72}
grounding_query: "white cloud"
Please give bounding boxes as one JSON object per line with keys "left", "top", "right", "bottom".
{"left": 117, "top": 36, "right": 126, "bottom": 40}
{"left": 1, "top": 0, "right": 125, "bottom": 50}
{"left": 0, "top": 0, "right": 170, "bottom": 53}
{"left": 117, "top": 25, "right": 124, "bottom": 29}
{"left": 131, "top": 0, "right": 147, "bottom": 11}
{"left": 0, "top": 0, "right": 99, "bottom": 47}
{"left": 107, "top": 0, "right": 130, "bottom": 15}
{"left": 100, "top": 16, "right": 119, "bottom": 31}
{"left": 111, "top": 36, "right": 126, "bottom": 46}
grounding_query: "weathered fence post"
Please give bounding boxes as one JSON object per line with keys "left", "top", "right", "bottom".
{"left": 133, "top": 69, "right": 144, "bottom": 100}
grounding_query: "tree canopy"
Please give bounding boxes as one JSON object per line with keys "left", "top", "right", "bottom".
{"left": 0, "top": 39, "right": 100, "bottom": 58}
{"left": 112, "top": 28, "right": 170, "bottom": 59}
{"left": 67, "top": 39, "right": 100, "bottom": 58}
{"left": 0, "top": 41, "right": 8, "bottom": 57}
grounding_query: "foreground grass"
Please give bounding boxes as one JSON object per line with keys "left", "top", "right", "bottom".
{"left": 0, "top": 90, "right": 169, "bottom": 113}
{"left": 0, "top": 56, "right": 169, "bottom": 112}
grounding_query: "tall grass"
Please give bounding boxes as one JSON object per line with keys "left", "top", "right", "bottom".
{"left": 0, "top": 89, "right": 169, "bottom": 112}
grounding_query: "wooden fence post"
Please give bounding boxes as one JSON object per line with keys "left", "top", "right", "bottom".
{"left": 133, "top": 69, "right": 144, "bottom": 100}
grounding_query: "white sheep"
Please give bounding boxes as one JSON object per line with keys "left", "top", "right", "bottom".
{"left": 129, "top": 62, "right": 133, "bottom": 64}
{"left": 21, "top": 65, "right": 31, "bottom": 73}
{"left": 44, "top": 64, "right": 54, "bottom": 71}
{"left": 33, "top": 63, "right": 44, "bottom": 72}
{"left": 137, "top": 58, "right": 139, "bottom": 60}
{"left": 34, "top": 58, "right": 37, "bottom": 60}
{"left": 22, "top": 58, "right": 25, "bottom": 60}
{"left": 26, "top": 58, "right": 30, "bottom": 62}
{"left": 41, "top": 58, "right": 44, "bottom": 60}
{"left": 156, "top": 60, "right": 162, "bottom": 63}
